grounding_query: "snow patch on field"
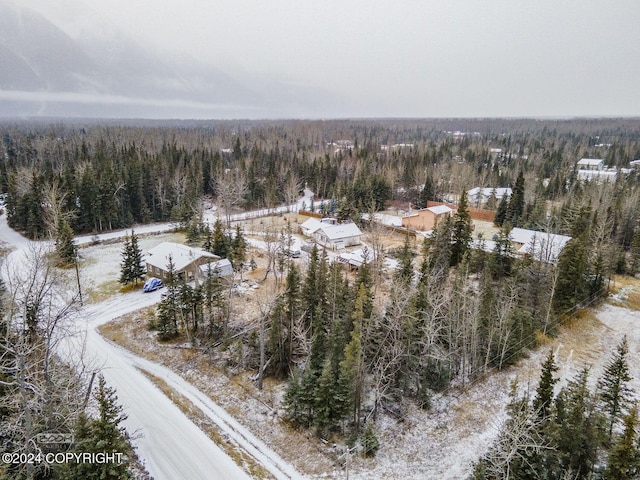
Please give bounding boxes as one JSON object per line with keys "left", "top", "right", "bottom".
{"left": 78, "top": 232, "right": 186, "bottom": 300}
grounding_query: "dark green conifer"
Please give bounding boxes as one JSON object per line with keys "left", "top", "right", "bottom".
{"left": 604, "top": 404, "right": 640, "bottom": 480}
{"left": 598, "top": 336, "right": 633, "bottom": 442}
{"left": 119, "top": 230, "right": 145, "bottom": 286}
{"left": 533, "top": 350, "right": 559, "bottom": 420}
{"left": 55, "top": 215, "right": 77, "bottom": 266}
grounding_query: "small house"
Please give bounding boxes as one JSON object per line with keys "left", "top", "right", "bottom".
{"left": 509, "top": 228, "right": 571, "bottom": 263}
{"left": 577, "top": 158, "right": 604, "bottom": 171}
{"left": 402, "top": 205, "right": 454, "bottom": 232}
{"left": 199, "top": 258, "right": 234, "bottom": 279}
{"left": 314, "top": 222, "right": 362, "bottom": 250}
{"left": 467, "top": 187, "right": 512, "bottom": 207}
{"left": 146, "top": 242, "right": 219, "bottom": 282}
{"left": 337, "top": 249, "right": 368, "bottom": 270}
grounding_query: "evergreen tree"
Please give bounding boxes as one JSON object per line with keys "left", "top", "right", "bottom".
{"left": 507, "top": 170, "right": 525, "bottom": 226}
{"left": 489, "top": 224, "right": 513, "bottom": 278}
{"left": 338, "top": 284, "right": 366, "bottom": 429}
{"left": 417, "top": 174, "right": 435, "bottom": 208}
{"left": 119, "top": 230, "right": 145, "bottom": 286}
{"left": 186, "top": 220, "right": 201, "bottom": 245}
{"left": 69, "top": 375, "right": 132, "bottom": 480}
{"left": 485, "top": 188, "right": 498, "bottom": 210}
{"left": 494, "top": 194, "right": 509, "bottom": 226}
{"left": 155, "top": 255, "right": 180, "bottom": 340}
{"left": 421, "top": 217, "right": 452, "bottom": 284}
{"left": 211, "top": 219, "right": 229, "bottom": 258}
{"left": 55, "top": 215, "right": 77, "bottom": 266}
{"left": 394, "top": 230, "right": 414, "bottom": 284}
{"left": 553, "top": 367, "right": 604, "bottom": 478}
{"left": 269, "top": 262, "right": 302, "bottom": 378}
{"left": 533, "top": 350, "right": 559, "bottom": 421}
{"left": 314, "top": 355, "right": 344, "bottom": 430}
{"left": 450, "top": 190, "right": 473, "bottom": 267}
{"left": 202, "top": 225, "right": 214, "bottom": 253}
{"left": 604, "top": 404, "right": 640, "bottom": 480}
{"left": 360, "top": 422, "right": 380, "bottom": 457}
{"left": 230, "top": 225, "right": 247, "bottom": 273}
{"left": 553, "top": 235, "right": 589, "bottom": 314}
{"left": 598, "top": 336, "right": 633, "bottom": 442}
{"left": 201, "top": 261, "right": 226, "bottom": 340}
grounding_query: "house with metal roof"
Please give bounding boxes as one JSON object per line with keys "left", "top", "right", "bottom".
{"left": 146, "top": 242, "right": 219, "bottom": 282}
{"left": 199, "top": 258, "right": 234, "bottom": 279}
{"left": 509, "top": 228, "right": 571, "bottom": 263}
{"left": 577, "top": 158, "right": 604, "bottom": 171}
{"left": 467, "top": 187, "right": 512, "bottom": 206}
{"left": 401, "top": 205, "right": 454, "bottom": 232}
{"left": 314, "top": 222, "right": 362, "bottom": 250}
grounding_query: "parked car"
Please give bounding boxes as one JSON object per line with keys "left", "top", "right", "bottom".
{"left": 143, "top": 277, "right": 164, "bottom": 292}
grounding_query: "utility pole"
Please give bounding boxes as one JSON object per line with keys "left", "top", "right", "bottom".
{"left": 74, "top": 253, "right": 83, "bottom": 306}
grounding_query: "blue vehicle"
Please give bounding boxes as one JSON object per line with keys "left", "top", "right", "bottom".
{"left": 143, "top": 277, "right": 163, "bottom": 292}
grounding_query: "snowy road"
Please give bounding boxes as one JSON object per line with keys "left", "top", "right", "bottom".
{"left": 1, "top": 213, "right": 304, "bottom": 480}
{"left": 80, "top": 293, "right": 254, "bottom": 480}
{"left": 82, "top": 292, "right": 304, "bottom": 480}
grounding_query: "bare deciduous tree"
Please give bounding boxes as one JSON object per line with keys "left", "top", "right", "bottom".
{"left": 216, "top": 169, "right": 248, "bottom": 225}
{"left": 1, "top": 245, "right": 86, "bottom": 480}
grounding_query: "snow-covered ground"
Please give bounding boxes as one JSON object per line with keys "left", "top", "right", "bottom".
{"left": 74, "top": 223, "right": 178, "bottom": 246}
{"left": 346, "top": 295, "right": 640, "bottom": 480}
{"left": 0, "top": 212, "right": 304, "bottom": 480}
{"left": 202, "top": 189, "right": 324, "bottom": 227}
{"left": 4, "top": 196, "right": 640, "bottom": 480}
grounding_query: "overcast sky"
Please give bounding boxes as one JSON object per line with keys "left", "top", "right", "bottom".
{"left": 18, "top": 0, "right": 640, "bottom": 117}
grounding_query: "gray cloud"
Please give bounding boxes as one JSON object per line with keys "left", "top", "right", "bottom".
{"left": 13, "top": 0, "right": 640, "bottom": 117}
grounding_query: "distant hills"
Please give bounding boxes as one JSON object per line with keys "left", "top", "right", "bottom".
{"left": 0, "top": 0, "right": 347, "bottom": 118}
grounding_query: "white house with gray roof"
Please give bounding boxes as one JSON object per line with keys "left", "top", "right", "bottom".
{"left": 509, "top": 228, "right": 571, "bottom": 263}
{"left": 314, "top": 222, "right": 362, "bottom": 250}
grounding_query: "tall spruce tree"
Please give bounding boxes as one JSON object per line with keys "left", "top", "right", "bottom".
{"left": 155, "top": 255, "right": 180, "bottom": 340}
{"left": 553, "top": 234, "right": 589, "bottom": 314}
{"left": 598, "top": 336, "right": 633, "bottom": 442}
{"left": 533, "top": 350, "right": 559, "bottom": 420}
{"left": 211, "top": 219, "right": 229, "bottom": 258}
{"left": 450, "top": 190, "right": 473, "bottom": 267}
{"left": 55, "top": 215, "right": 77, "bottom": 266}
{"left": 338, "top": 283, "right": 366, "bottom": 430}
{"left": 494, "top": 194, "right": 509, "bottom": 227}
{"left": 202, "top": 225, "right": 214, "bottom": 253}
{"left": 507, "top": 170, "right": 525, "bottom": 226}
{"left": 69, "top": 375, "right": 132, "bottom": 480}
{"left": 394, "top": 230, "right": 414, "bottom": 284}
{"left": 230, "top": 224, "right": 247, "bottom": 273}
{"left": 604, "top": 404, "right": 640, "bottom": 480}
{"left": 119, "top": 230, "right": 145, "bottom": 286}
{"left": 553, "top": 367, "right": 604, "bottom": 478}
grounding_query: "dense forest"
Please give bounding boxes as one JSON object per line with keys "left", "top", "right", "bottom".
{"left": 3, "top": 118, "right": 640, "bottom": 239}
{"left": 2, "top": 118, "right": 640, "bottom": 476}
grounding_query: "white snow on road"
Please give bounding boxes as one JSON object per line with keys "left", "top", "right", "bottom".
{"left": 78, "top": 293, "right": 253, "bottom": 480}
{"left": 1, "top": 211, "right": 305, "bottom": 480}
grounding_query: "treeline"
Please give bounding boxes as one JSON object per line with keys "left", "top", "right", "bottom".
{"left": 2, "top": 118, "right": 640, "bottom": 240}
{"left": 472, "top": 340, "right": 639, "bottom": 480}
